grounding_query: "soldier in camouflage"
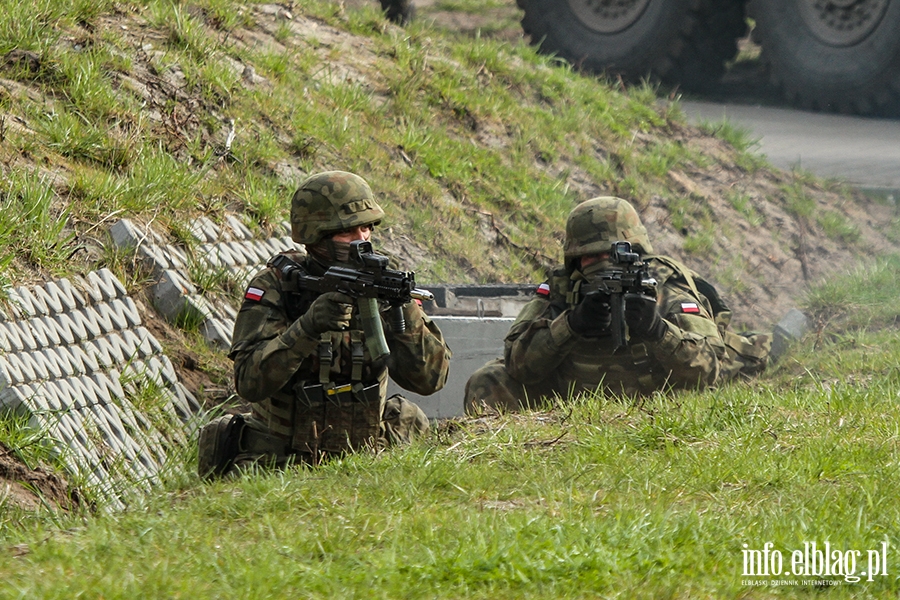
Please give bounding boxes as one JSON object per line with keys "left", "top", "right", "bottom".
{"left": 464, "top": 197, "right": 770, "bottom": 413}
{"left": 199, "top": 171, "right": 450, "bottom": 478}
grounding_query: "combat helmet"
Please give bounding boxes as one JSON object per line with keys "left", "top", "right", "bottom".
{"left": 290, "top": 171, "right": 385, "bottom": 245}
{"left": 564, "top": 197, "right": 653, "bottom": 270}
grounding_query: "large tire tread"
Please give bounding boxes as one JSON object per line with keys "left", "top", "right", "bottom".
{"left": 518, "top": 0, "right": 748, "bottom": 91}
{"left": 749, "top": 0, "right": 900, "bottom": 117}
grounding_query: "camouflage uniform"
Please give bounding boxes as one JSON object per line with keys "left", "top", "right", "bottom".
{"left": 200, "top": 172, "right": 450, "bottom": 477}
{"left": 464, "top": 197, "right": 769, "bottom": 413}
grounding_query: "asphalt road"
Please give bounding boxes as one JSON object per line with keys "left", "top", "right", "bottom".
{"left": 681, "top": 101, "right": 900, "bottom": 196}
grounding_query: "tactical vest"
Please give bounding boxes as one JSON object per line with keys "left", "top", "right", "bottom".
{"left": 252, "top": 252, "right": 387, "bottom": 456}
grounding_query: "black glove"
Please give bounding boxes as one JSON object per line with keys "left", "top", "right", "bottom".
{"left": 298, "top": 292, "right": 354, "bottom": 336}
{"left": 624, "top": 293, "right": 666, "bottom": 342}
{"left": 567, "top": 291, "right": 612, "bottom": 338}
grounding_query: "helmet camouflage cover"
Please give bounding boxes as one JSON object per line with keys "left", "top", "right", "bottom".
{"left": 291, "top": 171, "right": 385, "bottom": 245}
{"left": 564, "top": 197, "right": 653, "bottom": 265}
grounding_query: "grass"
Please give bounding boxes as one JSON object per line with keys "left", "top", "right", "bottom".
{"left": 726, "top": 189, "right": 764, "bottom": 227}
{"left": 818, "top": 210, "right": 861, "bottom": 244}
{"left": 698, "top": 119, "right": 768, "bottom": 172}
{"left": 2, "top": 258, "right": 900, "bottom": 597}
{"left": 0, "top": 170, "right": 75, "bottom": 276}
{"left": 0, "top": 411, "right": 62, "bottom": 473}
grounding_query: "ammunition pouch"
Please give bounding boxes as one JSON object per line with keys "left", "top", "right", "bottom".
{"left": 197, "top": 413, "right": 245, "bottom": 480}
{"left": 292, "top": 381, "right": 382, "bottom": 455}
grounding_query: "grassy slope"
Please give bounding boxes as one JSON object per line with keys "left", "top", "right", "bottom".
{"left": 2, "top": 0, "right": 898, "bottom": 341}
{"left": 1, "top": 0, "right": 894, "bottom": 291}
{"left": 1, "top": 1, "right": 900, "bottom": 597}
{"left": 0, "top": 0, "right": 688, "bottom": 285}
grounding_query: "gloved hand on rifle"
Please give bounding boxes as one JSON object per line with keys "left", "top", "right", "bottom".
{"left": 624, "top": 293, "right": 666, "bottom": 342}
{"left": 567, "top": 291, "right": 612, "bottom": 338}
{"left": 298, "top": 291, "right": 354, "bottom": 336}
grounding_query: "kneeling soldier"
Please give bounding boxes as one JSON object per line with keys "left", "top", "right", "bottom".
{"left": 199, "top": 171, "right": 450, "bottom": 477}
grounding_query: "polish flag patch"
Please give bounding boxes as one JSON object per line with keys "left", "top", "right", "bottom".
{"left": 245, "top": 287, "right": 265, "bottom": 302}
{"left": 536, "top": 283, "right": 551, "bottom": 297}
{"left": 681, "top": 302, "right": 700, "bottom": 314}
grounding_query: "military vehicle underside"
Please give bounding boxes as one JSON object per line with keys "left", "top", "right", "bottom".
{"left": 516, "top": 0, "right": 900, "bottom": 117}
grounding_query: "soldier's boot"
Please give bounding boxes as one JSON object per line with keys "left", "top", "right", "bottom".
{"left": 721, "top": 330, "right": 773, "bottom": 381}
{"left": 379, "top": 0, "right": 415, "bottom": 24}
{"left": 771, "top": 308, "right": 810, "bottom": 363}
{"left": 197, "top": 413, "right": 245, "bottom": 480}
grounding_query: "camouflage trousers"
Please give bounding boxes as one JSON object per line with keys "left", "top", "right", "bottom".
{"left": 465, "top": 331, "right": 772, "bottom": 415}
{"left": 464, "top": 358, "right": 561, "bottom": 414}
{"left": 198, "top": 395, "right": 429, "bottom": 478}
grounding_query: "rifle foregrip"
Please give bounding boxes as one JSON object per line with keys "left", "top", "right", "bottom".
{"left": 359, "top": 297, "right": 390, "bottom": 361}
{"left": 390, "top": 305, "right": 406, "bottom": 333}
{"left": 610, "top": 292, "right": 626, "bottom": 350}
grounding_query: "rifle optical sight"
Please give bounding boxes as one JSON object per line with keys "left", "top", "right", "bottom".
{"left": 350, "top": 240, "right": 389, "bottom": 269}
{"left": 611, "top": 241, "right": 640, "bottom": 265}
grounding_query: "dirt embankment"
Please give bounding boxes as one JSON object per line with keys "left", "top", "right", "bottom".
{"left": 0, "top": 444, "right": 78, "bottom": 512}
{"left": 327, "top": 1, "right": 900, "bottom": 331}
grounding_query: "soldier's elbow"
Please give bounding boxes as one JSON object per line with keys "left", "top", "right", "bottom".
{"left": 233, "top": 364, "right": 268, "bottom": 403}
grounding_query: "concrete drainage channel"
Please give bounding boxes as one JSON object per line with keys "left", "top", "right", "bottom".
{"left": 0, "top": 215, "right": 532, "bottom": 505}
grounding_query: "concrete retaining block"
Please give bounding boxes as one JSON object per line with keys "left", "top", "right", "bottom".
{"left": 387, "top": 316, "right": 514, "bottom": 419}
{"left": 0, "top": 270, "right": 201, "bottom": 508}
{"left": 111, "top": 217, "right": 302, "bottom": 349}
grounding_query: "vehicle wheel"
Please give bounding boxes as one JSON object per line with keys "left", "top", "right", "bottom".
{"left": 516, "top": 0, "right": 748, "bottom": 91}
{"left": 750, "top": 0, "right": 900, "bottom": 116}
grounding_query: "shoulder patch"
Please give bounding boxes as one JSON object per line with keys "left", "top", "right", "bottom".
{"left": 680, "top": 302, "right": 700, "bottom": 314}
{"left": 245, "top": 286, "right": 265, "bottom": 302}
{"left": 536, "top": 283, "right": 551, "bottom": 297}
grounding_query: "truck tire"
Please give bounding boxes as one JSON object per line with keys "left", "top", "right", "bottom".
{"left": 750, "top": 0, "right": 900, "bottom": 116}
{"left": 517, "top": 0, "right": 747, "bottom": 91}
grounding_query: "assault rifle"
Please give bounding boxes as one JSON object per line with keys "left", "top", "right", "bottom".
{"left": 582, "top": 241, "right": 658, "bottom": 350}
{"left": 269, "top": 240, "right": 434, "bottom": 361}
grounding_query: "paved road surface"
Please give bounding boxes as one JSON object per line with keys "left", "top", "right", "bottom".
{"left": 681, "top": 101, "right": 900, "bottom": 195}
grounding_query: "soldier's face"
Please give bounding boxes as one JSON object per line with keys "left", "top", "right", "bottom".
{"left": 331, "top": 224, "right": 373, "bottom": 243}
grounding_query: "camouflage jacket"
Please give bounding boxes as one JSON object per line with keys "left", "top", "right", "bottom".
{"left": 504, "top": 256, "right": 725, "bottom": 396}
{"left": 228, "top": 251, "right": 450, "bottom": 437}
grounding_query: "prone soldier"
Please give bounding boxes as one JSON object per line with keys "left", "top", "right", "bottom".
{"left": 464, "top": 196, "right": 770, "bottom": 413}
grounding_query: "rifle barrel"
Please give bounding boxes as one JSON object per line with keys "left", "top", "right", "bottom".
{"left": 411, "top": 288, "right": 434, "bottom": 302}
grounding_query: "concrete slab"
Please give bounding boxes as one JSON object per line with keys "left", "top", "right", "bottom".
{"left": 387, "top": 316, "right": 513, "bottom": 419}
